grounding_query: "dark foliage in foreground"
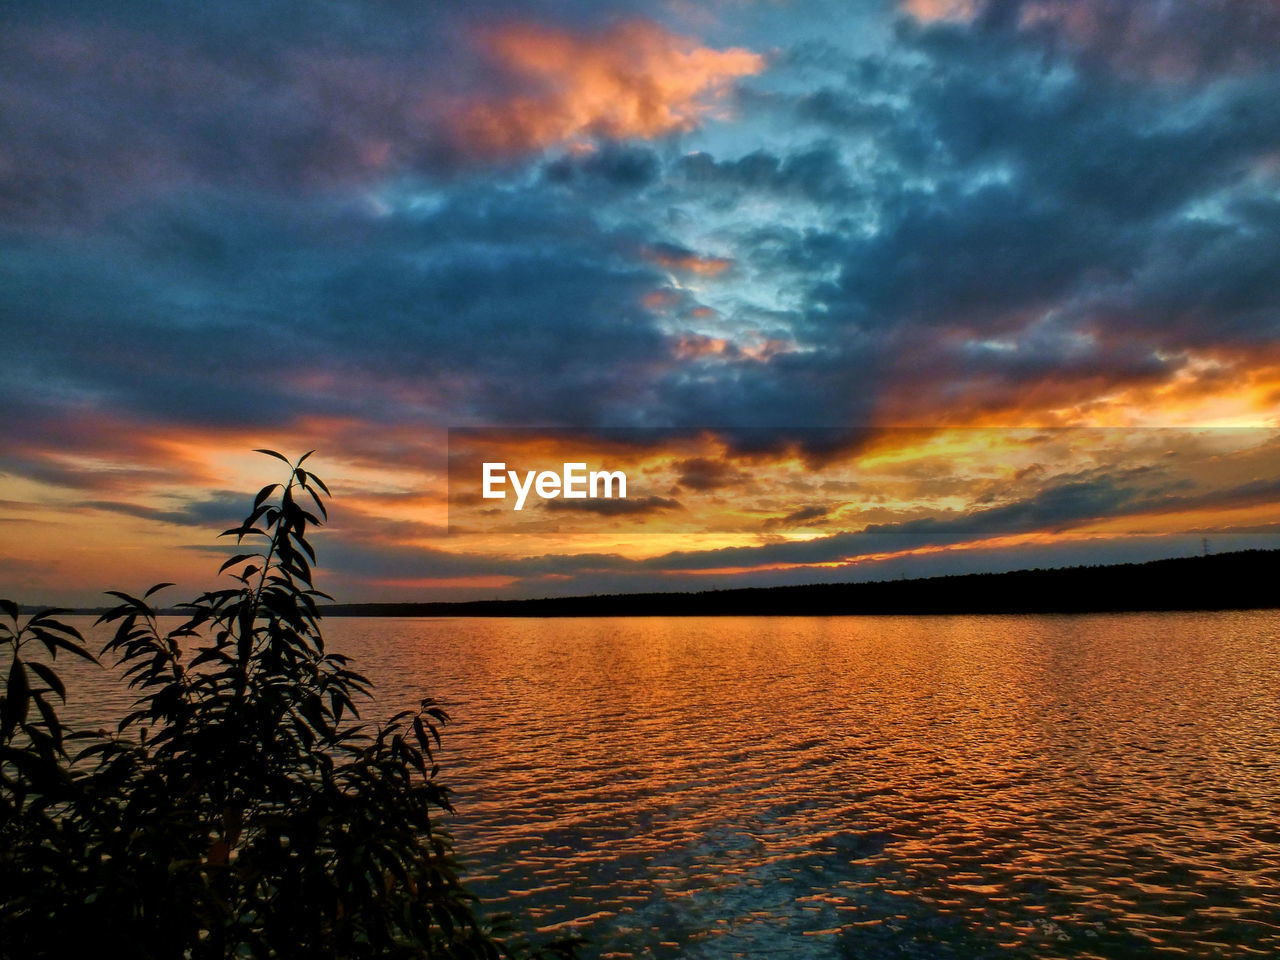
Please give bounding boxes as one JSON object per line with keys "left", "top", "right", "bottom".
{"left": 0, "top": 452, "right": 577, "bottom": 960}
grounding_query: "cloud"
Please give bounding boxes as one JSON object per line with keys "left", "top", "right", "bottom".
{"left": 0, "top": 22, "right": 442, "bottom": 224}
{"left": 900, "top": 0, "right": 1280, "bottom": 80}
{"left": 6, "top": 0, "right": 1280, "bottom": 468}
{"left": 83, "top": 492, "right": 247, "bottom": 528}
{"left": 862, "top": 477, "right": 1142, "bottom": 537}
{"left": 643, "top": 243, "right": 733, "bottom": 276}
{"left": 674, "top": 457, "right": 749, "bottom": 491}
{"left": 902, "top": 0, "right": 978, "bottom": 24}
{"left": 675, "top": 144, "right": 859, "bottom": 206}
{"left": 762, "top": 504, "right": 830, "bottom": 530}
{"left": 6, "top": 0, "right": 1280, "bottom": 602}
{"left": 0, "top": 10, "right": 760, "bottom": 229}
{"left": 543, "top": 143, "right": 662, "bottom": 189}
{"left": 700, "top": 19, "right": 1280, "bottom": 428}
{"left": 0, "top": 179, "right": 675, "bottom": 472}
{"left": 451, "top": 20, "right": 765, "bottom": 154}
{"left": 542, "top": 494, "right": 681, "bottom": 516}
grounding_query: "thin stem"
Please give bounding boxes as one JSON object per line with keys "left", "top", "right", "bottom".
{"left": 234, "top": 464, "right": 299, "bottom": 702}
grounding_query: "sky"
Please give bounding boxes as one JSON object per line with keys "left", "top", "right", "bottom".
{"left": 4, "top": 0, "right": 1280, "bottom": 605}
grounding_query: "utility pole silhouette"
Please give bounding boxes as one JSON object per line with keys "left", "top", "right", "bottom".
{"left": 1202, "top": 537, "right": 1211, "bottom": 557}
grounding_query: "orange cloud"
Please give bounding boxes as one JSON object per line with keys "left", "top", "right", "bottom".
{"left": 645, "top": 247, "right": 734, "bottom": 275}
{"left": 674, "top": 333, "right": 732, "bottom": 359}
{"left": 903, "top": 0, "right": 979, "bottom": 23}
{"left": 643, "top": 287, "right": 681, "bottom": 311}
{"left": 865, "top": 332, "right": 1280, "bottom": 431}
{"left": 454, "top": 20, "right": 764, "bottom": 154}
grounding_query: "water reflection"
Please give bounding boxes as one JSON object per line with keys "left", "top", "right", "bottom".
{"left": 57, "top": 612, "right": 1280, "bottom": 958}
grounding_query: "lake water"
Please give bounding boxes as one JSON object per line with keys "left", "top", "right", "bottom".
{"left": 50, "top": 613, "right": 1280, "bottom": 958}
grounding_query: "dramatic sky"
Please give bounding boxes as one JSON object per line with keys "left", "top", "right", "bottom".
{"left": 4, "top": 0, "right": 1280, "bottom": 605}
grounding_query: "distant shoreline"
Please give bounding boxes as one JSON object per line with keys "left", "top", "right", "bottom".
{"left": 56, "top": 550, "right": 1279, "bottom": 619}
{"left": 317, "top": 550, "right": 1279, "bottom": 618}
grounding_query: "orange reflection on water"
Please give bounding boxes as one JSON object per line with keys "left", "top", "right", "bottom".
{"left": 296, "top": 612, "right": 1280, "bottom": 957}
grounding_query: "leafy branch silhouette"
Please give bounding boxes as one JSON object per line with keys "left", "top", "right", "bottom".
{"left": 1, "top": 451, "right": 578, "bottom": 960}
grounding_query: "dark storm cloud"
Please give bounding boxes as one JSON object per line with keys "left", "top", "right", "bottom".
{"left": 542, "top": 495, "right": 681, "bottom": 516}
{"left": 675, "top": 144, "right": 860, "bottom": 207}
{"left": 0, "top": 17, "right": 443, "bottom": 225}
{"left": 674, "top": 457, "right": 748, "bottom": 491}
{"left": 625, "top": 472, "right": 1199, "bottom": 573}
{"left": 0, "top": 0, "right": 789, "bottom": 480}
{"left": 692, "top": 15, "right": 1280, "bottom": 424}
{"left": 84, "top": 492, "right": 247, "bottom": 528}
{"left": 1113, "top": 193, "right": 1280, "bottom": 349}
{"left": 789, "top": 36, "right": 1280, "bottom": 303}
{"left": 864, "top": 477, "right": 1141, "bottom": 537}
{"left": 6, "top": 0, "right": 1280, "bottom": 465}
{"left": 888, "top": 16, "right": 1280, "bottom": 225}
{"left": 0, "top": 181, "right": 673, "bottom": 476}
{"left": 629, "top": 478, "right": 1140, "bottom": 573}
{"left": 952, "top": 0, "right": 1280, "bottom": 80}
{"left": 762, "top": 504, "right": 830, "bottom": 530}
{"left": 543, "top": 144, "right": 662, "bottom": 190}
{"left": 653, "top": 348, "right": 885, "bottom": 445}
{"left": 0, "top": 0, "right": 685, "bottom": 227}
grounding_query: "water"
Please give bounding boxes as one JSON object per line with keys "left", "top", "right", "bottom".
{"left": 44, "top": 613, "right": 1280, "bottom": 958}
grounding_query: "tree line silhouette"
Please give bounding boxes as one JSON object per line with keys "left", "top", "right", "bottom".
{"left": 323, "top": 551, "right": 1280, "bottom": 618}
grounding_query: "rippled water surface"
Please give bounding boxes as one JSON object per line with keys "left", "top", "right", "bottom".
{"left": 61, "top": 613, "right": 1280, "bottom": 958}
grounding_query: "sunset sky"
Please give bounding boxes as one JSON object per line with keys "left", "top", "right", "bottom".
{"left": 4, "top": 0, "right": 1280, "bottom": 605}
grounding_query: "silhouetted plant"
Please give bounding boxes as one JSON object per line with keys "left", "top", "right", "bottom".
{"left": 0, "top": 451, "right": 577, "bottom": 960}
